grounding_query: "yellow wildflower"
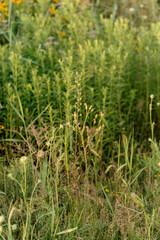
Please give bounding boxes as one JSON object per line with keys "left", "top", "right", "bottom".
{"left": 29, "top": 8, "right": 34, "bottom": 12}
{"left": 49, "top": 8, "right": 56, "bottom": 15}
{"left": 135, "top": 47, "right": 139, "bottom": 51}
{"left": 105, "top": 188, "right": 109, "bottom": 193}
{"left": 0, "top": 125, "right": 4, "bottom": 129}
{"left": 54, "top": 0, "right": 60, "bottom": 3}
{"left": 122, "top": 184, "right": 126, "bottom": 188}
{"left": 112, "top": 193, "right": 119, "bottom": 197}
{"left": 12, "top": 0, "right": 22, "bottom": 4}
{"left": 2, "top": 3, "right": 9, "bottom": 7}
{"left": 62, "top": 16, "right": 67, "bottom": 24}
{"left": 4, "top": 12, "right": 8, "bottom": 17}
{"left": 61, "top": 31, "right": 66, "bottom": 36}
{"left": 0, "top": 146, "right": 5, "bottom": 150}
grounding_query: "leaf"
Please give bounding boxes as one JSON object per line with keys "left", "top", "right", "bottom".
{"left": 3, "top": 139, "right": 23, "bottom": 142}
{"left": 27, "top": 104, "right": 50, "bottom": 130}
{"left": 56, "top": 227, "right": 78, "bottom": 236}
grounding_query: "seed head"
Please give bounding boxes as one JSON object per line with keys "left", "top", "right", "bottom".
{"left": 20, "top": 156, "right": 27, "bottom": 164}
{"left": 129, "top": 8, "right": 135, "bottom": 13}
{"left": 0, "top": 215, "right": 5, "bottom": 224}
{"left": 37, "top": 150, "right": 44, "bottom": 159}
{"left": 142, "top": 15, "right": 147, "bottom": 20}
{"left": 150, "top": 94, "right": 154, "bottom": 99}
{"left": 130, "top": 192, "right": 144, "bottom": 207}
{"left": 12, "top": 224, "right": 17, "bottom": 231}
{"left": 7, "top": 173, "right": 13, "bottom": 179}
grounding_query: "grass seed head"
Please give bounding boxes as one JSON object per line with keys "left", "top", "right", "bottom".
{"left": 0, "top": 215, "right": 5, "bottom": 225}
{"left": 7, "top": 173, "right": 13, "bottom": 179}
{"left": 129, "top": 8, "right": 135, "bottom": 13}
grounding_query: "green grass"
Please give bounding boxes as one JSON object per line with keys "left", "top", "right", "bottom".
{"left": 1, "top": 0, "right": 160, "bottom": 239}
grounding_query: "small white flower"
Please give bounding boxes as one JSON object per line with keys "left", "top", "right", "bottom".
{"left": 129, "top": 8, "right": 135, "bottom": 13}
{"left": 20, "top": 156, "right": 27, "bottom": 164}
{"left": 12, "top": 224, "right": 17, "bottom": 231}
{"left": 142, "top": 15, "right": 147, "bottom": 20}
{"left": 0, "top": 215, "right": 5, "bottom": 224}
{"left": 140, "top": 4, "right": 144, "bottom": 8}
{"left": 150, "top": 94, "right": 154, "bottom": 99}
{"left": 60, "top": 124, "right": 64, "bottom": 129}
{"left": 157, "top": 102, "right": 160, "bottom": 106}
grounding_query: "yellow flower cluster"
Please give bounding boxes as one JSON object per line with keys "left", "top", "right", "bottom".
{"left": 49, "top": 8, "right": 56, "bottom": 15}
{"left": 12, "top": 0, "right": 22, "bottom": 3}
{"left": 0, "top": 2, "right": 8, "bottom": 22}
{"left": 57, "top": 30, "right": 66, "bottom": 36}
{"left": 0, "top": 0, "right": 67, "bottom": 38}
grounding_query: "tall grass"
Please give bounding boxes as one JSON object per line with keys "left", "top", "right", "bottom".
{"left": 1, "top": 1, "right": 160, "bottom": 146}
{"left": 1, "top": 0, "right": 160, "bottom": 239}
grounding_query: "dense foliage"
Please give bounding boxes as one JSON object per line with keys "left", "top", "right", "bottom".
{"left": 1, "top": 0, "right": 160, "bottom": 239}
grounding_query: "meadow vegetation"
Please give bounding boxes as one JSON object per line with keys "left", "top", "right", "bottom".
{"left": 1, "top": 0, "right": 160, "bottom": 239}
